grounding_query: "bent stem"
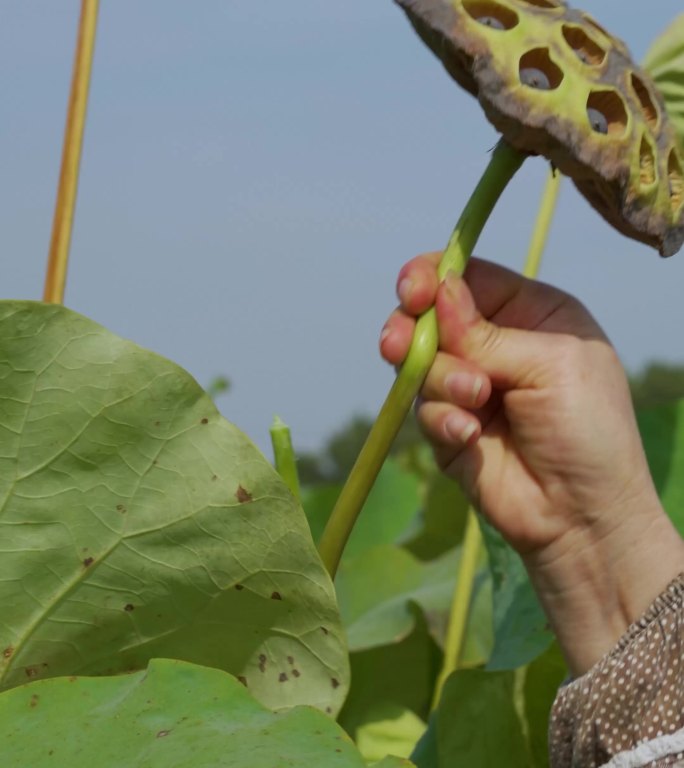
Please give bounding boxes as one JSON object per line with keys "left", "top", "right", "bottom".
{"left": 433, "top": 164, "right": 561, "bottom": 705}
{"left": 43, "top": 0, "right": 100, "bottom": 305}
{"left": 318, "top": 141, "right": 526, "bottom": 578}
{"left": 270, "top": 416, "right": 301, "bottom": 502}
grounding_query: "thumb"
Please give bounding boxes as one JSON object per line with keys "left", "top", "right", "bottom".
{"left": 436, "top": 272, "right": 559, "bottom": 390}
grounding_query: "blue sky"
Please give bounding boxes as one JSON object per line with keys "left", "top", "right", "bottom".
{"left": 2, "top": 1, "right": 684, "bottom": 455}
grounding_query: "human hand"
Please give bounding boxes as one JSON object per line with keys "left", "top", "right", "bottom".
{"left": 381, "top": 253, "right": 684, "bottom": 673}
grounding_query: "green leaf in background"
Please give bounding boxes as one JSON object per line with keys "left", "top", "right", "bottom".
{"left": 336, "top": 545, "right": 492, "bottom": 665}
{"left": 637, "top": 401, "right": 684, "bottom": 535}
{"left": 643, "top": 14, "right": 684, "bottom": 146}
{"left": 428, "top": 669, "right": 530, "bottom": 767}
{"left": 481, "top": 523, "right": 554, "bottom": 670}
{"left": 0, "top": 659, "right": 413, "bottom": 768}
{"left": 302, "top": 459, "right": 421, "bottom": 559}
{"left": 404, "top": 473, "right": 469, "bottom": 561}
{"left": 339, "top": 618, "right": 439, "bottom": 748}
{"left": 523, "top": 642, "right": 568, "bottom": 768}
{"left": 356, "top": 707, "right": 427, "bottom": 764}
{"left": 0, "top": 302, "right": 347, "bottom": 713}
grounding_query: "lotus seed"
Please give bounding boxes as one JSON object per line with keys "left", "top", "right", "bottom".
{"left": 476, "top": 16, "right": 505, "bottom": 30}
{"left": 588, "top": 107, "right": 608, "bottom": 134}
{"left": 520, "top": 68, "right": 551, "bottom": 90}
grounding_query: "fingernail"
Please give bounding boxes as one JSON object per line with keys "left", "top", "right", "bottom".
{"left": 445, "top": 415, "right": 478, "bottom": 445}
{"left": 472, "top": 376, "right": 483, "bottom": 404}
{"left": 380, "top": 326, "right": 393, "bottom": 345}
{"left": 398, "top": 278, "right": 414, "bottom": 305}
{"left": 445, "top": 372, "right": 482, "bottom": 406}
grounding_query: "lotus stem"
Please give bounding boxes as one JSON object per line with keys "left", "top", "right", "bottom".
{"left": 270, "top": 416, "right": 301, "bottom": 502}
{"left": 433, "top": 164, "right": 561, "bottom": 706}
{"left": 43, "top": 0, "right": 99, "bottom": 305}
{"left": 318, "top": 141, "right": 526, "bottom": 578}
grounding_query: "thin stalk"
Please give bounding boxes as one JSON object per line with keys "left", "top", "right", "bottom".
{"left": 43, "top": 0, "right": 100, "bottom": 305}
{"left": 432, "top": 509, "right": 482, "bottom": 707}
{"left": 270, "top": 416, "right": 301, "bottom": 502}
{"left": 318, "top": 142, "right": 526, "bottom": 577}
{"left": 432, "top": 164, "right": 561, "bottom": 706}
{"left": 523, "top": 168, "right": 561, "bottom": 278}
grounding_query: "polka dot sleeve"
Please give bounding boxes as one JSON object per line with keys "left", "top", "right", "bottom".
{"left": 549, "top": 573, "right": 684, "bottom": 768}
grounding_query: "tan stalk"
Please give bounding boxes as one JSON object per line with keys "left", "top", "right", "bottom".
{"left": 43, "top": 0, "right": 100, "bottom": 305}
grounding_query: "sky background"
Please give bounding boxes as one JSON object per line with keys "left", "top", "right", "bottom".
{"left": 2, "top": 1, "right": 684, "bottom": 457}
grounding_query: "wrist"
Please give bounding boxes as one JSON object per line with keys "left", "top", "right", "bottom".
{"left": 523, "top": 495, "right": 684, "bottom": 677}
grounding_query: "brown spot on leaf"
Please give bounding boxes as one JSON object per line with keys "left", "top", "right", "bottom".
{"left": 321, "top": 626, "right": 329, "bottom": 635}
{"left": 270, "top": 591, "right": 282, "bottom": 601}
{"left": 211, "top": 474, "right": 218, "bottom": 481}
{"left": 287, "top": 656, "right": 294, "bottom": 665}
{"left": 236, "top": 485, "right": 253, "bottom": 503}
{"left": 237, "top": 676, "right": 248, "bottom": 687}
{"left": 156, "top": 730, "right": 171, "bottom": 738}
{"left": 258, "top": 654, "right": 267, "bottom": 673}
{"left": 116, "top": 504, "right": 126, "bottom": 513}
{"left": 124, "top": 603, "right": 135, "bottom": 612}
{"left": 83, "top": 557, "right": 94, "bottom": 568}
{"left": 278, "top": 672, "right": 288, "bottom": 683}
{"left": 154, "top": 421, "right": 161, "bottom": 427}
{"left": 235, "top": 584, "right": 244, "bottom": 591}
{"left": 3, "top": 647, "right": 13, "bottom": 659}
{"left": 25, "top": 666, "right": 39, "bottom": 678}
{"left": 292, "top": 669, "right": 301, "bottom": 678}
{"left": 201, "top": 418, "right": 209, "bottom": 425}
{"left": 325, "top": 707, "right": 332, "bottom": 715}
{"left": 30, "top": 694, "right": 39, "bottom": 708}
{"left": 331, "top": 678, "right": 340, "bottom": 689}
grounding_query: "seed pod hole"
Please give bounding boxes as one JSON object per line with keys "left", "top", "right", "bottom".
{"left": 581, "top": 13, "right": 627, "bottom": 53}
{"left": 561, "top": 25, "right": 606, "bottom": 66}
{"left": 463, "top": 1, "right": 518, "bottom": 30}
{"left": 639, "top": 135, "right": 656, "bottom": 188}
{"left": 519, "top": 49, "right": 563, "bottom": 91}
{"left": 630, "top": 73, "right": 660, "bottom": 131}
{"left": 668, "top": 149, "right": 684, "bottom": 213}
{"left": 586, "top": 90, "right": 627, "bottom": 137}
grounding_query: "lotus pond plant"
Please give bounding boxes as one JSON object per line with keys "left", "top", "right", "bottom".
{"left": 2, "top": 3, "right": 684, "bottom": 767}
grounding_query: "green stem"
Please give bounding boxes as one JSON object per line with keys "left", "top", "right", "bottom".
{"left": 318, "top": 141, "right": 526, "bottom": 577}
{"left": 433, "top": 164, "right": 561, "bottom": 705}
{"left": 270, "top": 416, "right": 301, "bottom": 502}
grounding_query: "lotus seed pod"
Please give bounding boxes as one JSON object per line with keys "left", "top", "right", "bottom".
{"left": 395, "top": 0, "right": 684, "bottom": 256}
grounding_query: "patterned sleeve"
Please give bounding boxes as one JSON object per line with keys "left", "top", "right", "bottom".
{"left": 549, "top": 573, "right": 684, "bottom": 768}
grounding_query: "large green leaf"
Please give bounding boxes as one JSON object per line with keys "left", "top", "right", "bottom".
{"left": 643, "top": 14, "right": 684, "bottom": 146}
{"left": 0, "top": 301, "right": 348, "bottom": 713}
{"left": 0, "top": 658, "right": 413, "bottom": 767}
{"left": 481, "top": 523, "right": 553, "bottom": 671}
{"left": 420, "top": 669, "right": 530, "bottom": 767}
{"left": 355, "top": 707, "right": 427, "bottom": 764}
{"left": 302, "top": 458, "right": 421, "bottom": 559}
{"left": 638, "top": 401, "right": 684, "bottom": 535}
{"left": 336, "top": 544, "right": 492, "bottom": 664}
{"left": 338, "top": 618, "right": 438, "bottom": 744}
{"left": 523, "top": 642, "right": 567, "bottom": 768}
{"left": 404, "top": 472, "right": 469, "bottom": 561}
